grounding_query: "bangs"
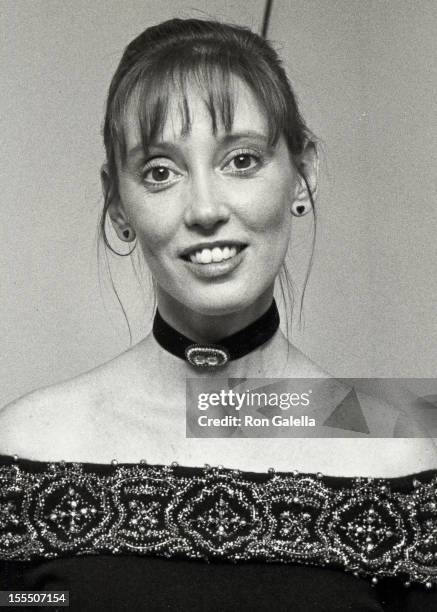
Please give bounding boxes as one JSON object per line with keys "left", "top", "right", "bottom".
{"left": 109, "top": 46, "right": 288, "bottom": 166}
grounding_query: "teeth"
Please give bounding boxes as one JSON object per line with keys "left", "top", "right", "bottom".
{"left": 189, "top": 245, "right": 239, "bottom": 264}
{"left": 199, "top": 249, "right": 212, "bottom": 264}
{"left": 211, "top": 247, "right": 223, "bottom": 262}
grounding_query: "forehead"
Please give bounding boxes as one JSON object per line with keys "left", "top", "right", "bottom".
{"left": 123, "top": 77, "right": 269, "bottom": 149}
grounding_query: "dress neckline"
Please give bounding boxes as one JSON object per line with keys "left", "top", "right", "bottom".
{"left": 1, "top": 453, "right": 435, "bottom": 493}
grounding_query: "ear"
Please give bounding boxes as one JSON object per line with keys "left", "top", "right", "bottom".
{"left": 100, "top": 163, "right": 135, "bottom": 242}
{"left": 293, "top": 141, "right": 319, "bottom": 204}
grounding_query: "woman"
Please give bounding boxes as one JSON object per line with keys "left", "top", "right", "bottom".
{"left": 1, "top": 17, "right": 436, "bottom": 612}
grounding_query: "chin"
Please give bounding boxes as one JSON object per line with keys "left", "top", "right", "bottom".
{"left": 179, "top": 285, "right": 269, "bottom": 317}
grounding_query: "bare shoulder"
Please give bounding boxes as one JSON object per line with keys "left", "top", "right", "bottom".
{"left": 282, "top": 347, "right": 437, "bottom": 473}
{"left": 0, "top": 345, "right": 145, "bottom": 460}
{"left": 0, "top": 377, "right": 93, "bottom": 460}
{"left": 284, "top": 343, "right": 334, "bottom": 378}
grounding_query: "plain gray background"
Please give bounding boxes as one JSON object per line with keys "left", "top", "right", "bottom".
{"left": 1, "top": 0, "right": 436, "bottom": 407}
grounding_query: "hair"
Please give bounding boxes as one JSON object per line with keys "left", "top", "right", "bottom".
{"left": 98, "top": 18, "right": 317, "bottom": 344}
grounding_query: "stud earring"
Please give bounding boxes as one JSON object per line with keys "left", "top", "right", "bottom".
{"left": 290, "top": 201, "right": 311, "bottom": 217}
{"left": 122, "top": 228, "right": 135, "bottom": 240}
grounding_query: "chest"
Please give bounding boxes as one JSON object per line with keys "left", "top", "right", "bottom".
{"left": 91, "top": 398, "right": 436, "bottom": 476}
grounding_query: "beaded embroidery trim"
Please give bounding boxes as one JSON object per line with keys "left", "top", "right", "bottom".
{"left": 1, "top": 461, "right": 437, "bottom": 589}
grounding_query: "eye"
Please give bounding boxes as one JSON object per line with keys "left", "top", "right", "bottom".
{"left": 223, "top": 149, "right": 263, "bottom": 175}
{"left": 141, "top": 159, "right": 181, "bottom": 188}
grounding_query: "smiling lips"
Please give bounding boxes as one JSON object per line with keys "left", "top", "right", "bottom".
{"left": 180, "top": 242, "right": 247, "bottom": 265}
{"left": 180, "top": 242, "right": 247, "bottom": 278}
{"left": 189, "top": 245, "right": 240, "bottom": 264}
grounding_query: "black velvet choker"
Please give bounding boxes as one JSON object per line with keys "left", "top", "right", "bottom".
{"left": 152, "top": 299, "right": 280, "bottom": 368}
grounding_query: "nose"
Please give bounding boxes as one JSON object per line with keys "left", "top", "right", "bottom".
{"left": 183, "top": 171, "right": 230, "bottom": 231}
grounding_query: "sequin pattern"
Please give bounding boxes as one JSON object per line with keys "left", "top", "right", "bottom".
{"left": 1, "top": 461, "right": 437, "bottom": 589}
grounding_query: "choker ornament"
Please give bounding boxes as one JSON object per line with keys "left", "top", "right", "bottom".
{"left": 152, "top": 299, "right": 280, "bottom": 368}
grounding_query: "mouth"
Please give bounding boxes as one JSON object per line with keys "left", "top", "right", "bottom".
{"left": 180, "top": 241, "right": 248, "bottom": 264}
{"left": 180, "top": 242, "right": 248, "bottom": 279}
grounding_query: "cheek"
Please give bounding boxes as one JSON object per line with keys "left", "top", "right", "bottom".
{"left": 136, "top": 218, "right": 174, "bottom": 253}
{"left": 119, "top": 182, "right": 178, "bottom": 252}
{"left": 239, "top": 178, "right": 291, "bottom": 233}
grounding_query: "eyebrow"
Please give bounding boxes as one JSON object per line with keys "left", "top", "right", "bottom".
{"left": 126, "top": 130, "right": 271, "bottom": 160}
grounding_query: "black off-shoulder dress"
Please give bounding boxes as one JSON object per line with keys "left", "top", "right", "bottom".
{"left": 1, "top": 455, "right": 437, "bottom": 611}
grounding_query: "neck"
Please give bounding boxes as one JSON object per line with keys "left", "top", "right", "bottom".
{"left": 146, "top": 296, "right": 294, "bottom": 382}
{"left": 142, "top": 324, "right": 291, "bottom": 380}
{"left": 155, "top": 286, "right": 275, "bottom": 343}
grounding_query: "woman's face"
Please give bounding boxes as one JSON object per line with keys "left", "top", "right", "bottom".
{"left": 113, "top": 78, "right": 301, "bottom": 316}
